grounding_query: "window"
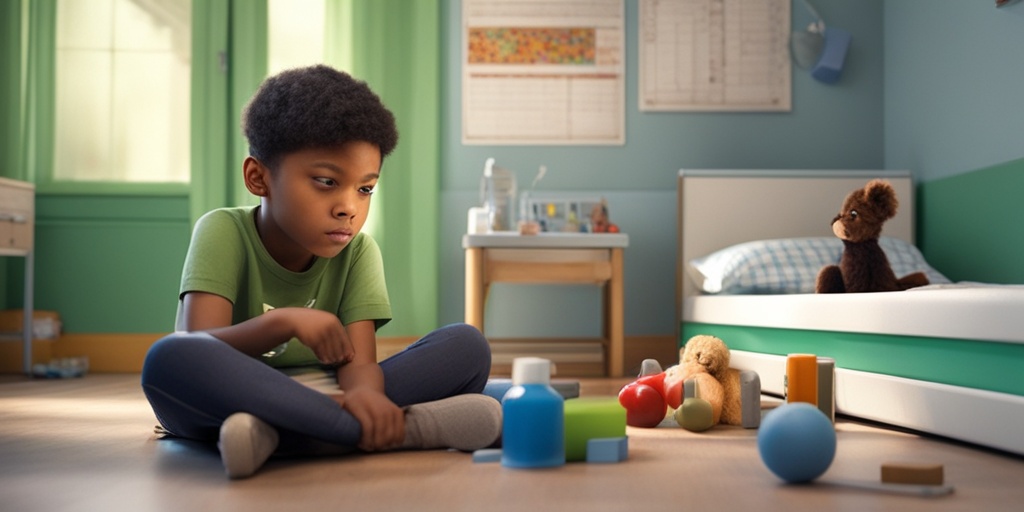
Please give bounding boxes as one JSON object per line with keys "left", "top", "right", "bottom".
{"left": 54, "top": 0, "right": 191, "bottom": 183}
{"left": 268, "top": 0, "right": 326, "bottom": 74}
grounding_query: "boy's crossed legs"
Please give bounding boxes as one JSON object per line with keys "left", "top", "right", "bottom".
{"left": 141, "top": 324, "right": 501, "bottom": 478}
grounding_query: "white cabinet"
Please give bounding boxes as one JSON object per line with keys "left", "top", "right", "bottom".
{"left": 0, "top": 177, "right": 35, "bottom": 373}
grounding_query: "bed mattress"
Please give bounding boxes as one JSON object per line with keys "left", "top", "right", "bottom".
{"left": 683, "top": 283, "right": 1024, "bottom": 345}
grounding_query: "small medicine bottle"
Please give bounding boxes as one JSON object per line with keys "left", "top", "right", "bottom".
{"left": 501, "top": 357, "right": 565, "bottom": 468}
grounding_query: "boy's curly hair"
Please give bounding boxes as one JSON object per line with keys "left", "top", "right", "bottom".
{"left": 242, "top": 65, "right": 398, "bottom": 169}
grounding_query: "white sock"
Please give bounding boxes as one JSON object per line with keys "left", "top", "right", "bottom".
{"left": 401, "top": 394, "right": 502, "bottom": 451}
{"left": 218, "top": 412, "right": 279, "bottom": 479}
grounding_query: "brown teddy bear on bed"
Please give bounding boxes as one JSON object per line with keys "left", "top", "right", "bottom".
{"left": 668, "top": 335, "right": 743, "bottom": 426}
{"left": 816, "top": 179, "right": 929, "bottom": 293}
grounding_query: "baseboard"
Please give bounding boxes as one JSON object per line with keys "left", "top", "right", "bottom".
{"left": 1, "top": 333, "right": 678, "bottom": 376}
{"left": 488, "top": 334, "right": 677, "bottom": 377}
{"left": 487, "top": 338, "right": 600, "bottom": 377}
{"left": 0, "top": 333, "right": 163, "bottom": 374}
{"left": 54, "top": 333, "right": 161, "bottom": 372}
{"left": 0, "top": 337, "right": 56, "bottom": 373}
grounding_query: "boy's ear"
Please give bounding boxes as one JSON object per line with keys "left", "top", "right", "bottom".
{"left": 243, "top": 157, "right": 270, "bottom": 197}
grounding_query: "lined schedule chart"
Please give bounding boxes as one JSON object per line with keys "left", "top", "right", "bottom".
{"left": 639, "top": 0, "right": 791, "bottom": 112}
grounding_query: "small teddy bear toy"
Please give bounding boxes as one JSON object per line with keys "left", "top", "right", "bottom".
{"left": 669, "top": 335, "right": 743, "bottom": 427}
{"left": 816, "top": 179, "right": 929, "bottom": 293}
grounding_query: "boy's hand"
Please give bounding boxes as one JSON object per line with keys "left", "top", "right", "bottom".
{"left": 336, "top": 387, "right": 405, "bottom": 451}
{"left": 277, "top": 308, "right": 355, "bottom": 365}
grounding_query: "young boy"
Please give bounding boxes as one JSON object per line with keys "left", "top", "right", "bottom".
{"left": 141, "top": 65, "right": 501, "bottom": 479}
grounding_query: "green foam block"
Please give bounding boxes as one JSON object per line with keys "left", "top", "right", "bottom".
{"left": 564, "top": 398, "right": 627, "bottom": 462}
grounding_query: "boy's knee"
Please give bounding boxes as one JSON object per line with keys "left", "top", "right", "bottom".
{"left": 449, "top": 324, "right": 492, "bottom": 380}
{"left": 146, "top": 331, "right": 205, "bottom": 358}
{"left": 447, "top": 322, "right": 483, "bottom": 338}
{"left": 142, "top": 332, "right": 218, "bottom": 378}
{"left": 445, "top": 323, "right": 490, "bottom": 357}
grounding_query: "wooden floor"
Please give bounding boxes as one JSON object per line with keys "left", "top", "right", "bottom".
{"left": 2, "top": 374, "right": 1024, "bottom": 511}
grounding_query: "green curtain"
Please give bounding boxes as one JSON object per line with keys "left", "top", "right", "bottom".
{"left": 347, "top": 0, "right": 441, "bottom": 337}
{"left": 189, "top": 0, "right": 265, "bottom": 223}
{"left": 1, "top": 0, "right": 55, "bottom": 185}
{"left": 0, "top": 0, "right": 25, "bottom": 182}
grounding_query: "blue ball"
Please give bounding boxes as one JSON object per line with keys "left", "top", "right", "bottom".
{"left": 757, "top": 403, "right": 836, "bottom": 483}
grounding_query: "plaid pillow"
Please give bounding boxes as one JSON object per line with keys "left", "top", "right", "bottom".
{"left": 878, "top": 237, "right": 949, "bottom": 286}
{"left": 688, "top": 237, "right": 949, "bottom": 295}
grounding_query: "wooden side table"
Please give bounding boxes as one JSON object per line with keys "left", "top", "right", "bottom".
{"left": 462, "top": 232, "right": 628, "bottom": 377}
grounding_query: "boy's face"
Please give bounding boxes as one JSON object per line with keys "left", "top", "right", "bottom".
{"left": 245, "top": 140, "right": 381, "bottom": 272}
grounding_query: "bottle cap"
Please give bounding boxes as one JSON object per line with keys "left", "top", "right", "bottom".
{"left": 512, "top": 357, "right": 552, "bottom": 385}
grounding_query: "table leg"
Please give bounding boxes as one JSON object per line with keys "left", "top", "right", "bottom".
{"left": 608, "top": 248, "right": 624, "bottom": 377}
{"left": 464, "top": 247, "right": 486, "bottom": 333}
{"left": 23, "top": 250, "right": 33, "bottom": 375}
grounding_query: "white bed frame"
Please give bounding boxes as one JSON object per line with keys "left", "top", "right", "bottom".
{"left": 677, "top": 169, "right": 1024, "bottom": 456}
{"left": 676, "top": 169, "right": 916, "bottom": 303}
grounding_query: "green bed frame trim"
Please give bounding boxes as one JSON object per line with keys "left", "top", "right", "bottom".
{"left": 681, "top": 322, "right": 1024, "bottom": 397}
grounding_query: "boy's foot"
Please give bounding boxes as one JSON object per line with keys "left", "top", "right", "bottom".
{"left": 402, "top": 394, "right": 502, "bottom": 452}
{"left": 218, "top": 412, "right": 279, "bottom": 479}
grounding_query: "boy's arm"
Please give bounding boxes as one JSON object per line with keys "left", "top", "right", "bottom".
{"left": 334, "top": 319, "right": 406, "bottom": 451}
{"left": 180, "top": 291, "right": 354, "bottom": 364}
{"left": 180, "top": 292, "right": 283, "bottom": 356}
{"left": 334, "top": 319, "right": 384, "bottom": 392}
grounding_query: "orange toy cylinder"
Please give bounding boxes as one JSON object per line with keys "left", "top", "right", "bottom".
{"left": 785, "top": 354, "right": 818, "bottom": 405}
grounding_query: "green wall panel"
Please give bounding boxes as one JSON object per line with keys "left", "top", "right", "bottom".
{"left": 26, "top": 195, "right": 191, "bottom": 333}
{"left": 918, "top": 157, "right": 1024, "bottom": 284}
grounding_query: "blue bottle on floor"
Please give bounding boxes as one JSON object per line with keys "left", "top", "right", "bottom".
{"left": 501, "top": 357, "right": 565, "bottom": 469}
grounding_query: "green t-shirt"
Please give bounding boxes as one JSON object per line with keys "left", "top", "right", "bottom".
{"left": 176, "top": 206, "right": 392, "bottom": 367}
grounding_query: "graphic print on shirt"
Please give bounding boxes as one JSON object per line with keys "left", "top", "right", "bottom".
{"left": 260, "top": 299, "right": 317, "bottom": 358}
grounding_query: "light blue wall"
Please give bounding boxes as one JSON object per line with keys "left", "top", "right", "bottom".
{"left": 885, "top": 0, "right": 1024, "bottom": 285}
{"left": 437, "top": 0, "right": 886, "bottom": 337}
{"left": 884, "top": 0, "right": 1024, "bottom": 182}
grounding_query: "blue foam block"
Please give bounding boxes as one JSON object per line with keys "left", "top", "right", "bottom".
{"left": 472, "top": 448, "right": 503, "bottom": 463}
{"left": 482, "top": 380, "right": 514, "bottom": 402}
{"left": 811, "top": 27, "right": 851, "bottom": 84}
{"left": 586, "top": 437, "right": 628, "bottom": 463}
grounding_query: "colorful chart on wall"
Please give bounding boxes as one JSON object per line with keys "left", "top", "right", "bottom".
{"left": 639, "top": 0, "right": 792, "bottom": 112}
{"left": 461, "top": 0, "right": 625, "bottom": 145}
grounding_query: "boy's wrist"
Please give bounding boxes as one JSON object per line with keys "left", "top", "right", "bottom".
{"left": 335, "top": 361, "right": 385, "bottom": 391}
